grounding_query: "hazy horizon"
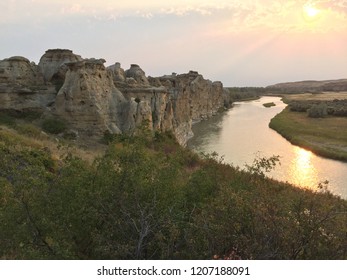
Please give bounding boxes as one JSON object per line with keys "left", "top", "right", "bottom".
{"left": 1, "top": 0, "right": 346, "bottom": 87}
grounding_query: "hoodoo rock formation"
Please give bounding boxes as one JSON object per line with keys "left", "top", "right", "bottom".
{"left": 38, "top": 49, "right": 83, "bottom": 84}
{"left": 0, "top": 49, "right": 232, "bottom": 145}
{"left": 0, "top": 56, "right": 55, "bottom": 112}
{"left": 54, "top": 58, "right": 127, "bottom": 136}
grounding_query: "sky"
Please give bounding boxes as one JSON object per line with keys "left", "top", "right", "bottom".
{"left": 1, "top": 0, "right": 347, "bottom": 86}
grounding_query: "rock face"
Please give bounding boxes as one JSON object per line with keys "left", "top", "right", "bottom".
{"left": 54, "top": 59, "right": 127, "bottom": 136}
{"left": 153, "top": 71, "right": 227, "bottom": 144}
{"left": 38, "top": 49, "right": 82, "bottom": 84}
{"left": 108, "top": 63, "right": 173, "bottom": 134}
{"left": 0, "top": 49, "right": 232, "bottom": 145}
{"left": 0, "top": 56, "right": 55, "bottom": 111}
{"left": 0, "top": 56, "right": 44, "bottom": 87}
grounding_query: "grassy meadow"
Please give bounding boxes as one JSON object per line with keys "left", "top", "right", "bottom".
{"left": 270, "top": 108, "right": 347, "bottom": 161}
{"left": 270, "top": 92, "right": 347, "bottom": 161}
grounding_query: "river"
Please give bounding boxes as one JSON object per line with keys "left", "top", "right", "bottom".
{"left": 188, "top": 96, "right": 347, "bottom": 199}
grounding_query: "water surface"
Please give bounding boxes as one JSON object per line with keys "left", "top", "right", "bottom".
{"left": 188, "top": 96, "right": 347, "bottom": 199}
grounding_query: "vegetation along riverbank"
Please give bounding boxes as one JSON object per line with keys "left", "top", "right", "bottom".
{"left": 269, "top": 92, "right": 347, "bottom": 162}
{"left": 0, "top": 111, "right": 346, "bottom": 260}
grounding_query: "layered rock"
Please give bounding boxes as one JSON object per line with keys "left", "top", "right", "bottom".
{"left": 0, "top": 49, "right": 232, "bottom": 146}
{"left": 108, "top": 63, "right": 172, "bottom": 132}
{"left": 0, "top": 56, "right": 44, "bottom": 87}
{"left": 54, "top": 59, "right": 127, "bottom": 136}
{"left": 38, "top": 49, "right": 83, "bottom": 84}
{"left": 108, "top": 63, "right": 231, "bottom": 145}
{"left": 125, "top": 64, "right": 150, "bottom": 86}
{"left": 108, "top": 62, "right": 126, "bottom": 83}
{"left": 0, "top": 56, "right": 55, "bottom": 111}
{"left": 154, "top": 71, "right": 229, "bottom": 145}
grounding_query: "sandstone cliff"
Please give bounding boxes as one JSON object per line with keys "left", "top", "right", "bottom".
{"left": 0, "top": 56, "right": 55, "bottom": 112}
{"left": 38, "top": 49, "right": 83, "bottom": 84}
{"left": 107, "top": 64, "right": 230, "bottom": 145}
{"left": 0, "top": 49, "right": 232, "bottom": 145}
{"left": 54, "top": 59, "right": 127, "bottom": 136}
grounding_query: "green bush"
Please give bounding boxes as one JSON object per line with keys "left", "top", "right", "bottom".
{"left": 0, "top": 112, "right": 16, "bottom": 127}
{"left": 0, "top": 130, "right": 346, "bottom": 260}
{"left": 42, "top": 118, "right": 67, "bottom": 134}
{"left": 263, "top": 102, "right": 276, "bottom": 108}
{"left": 307, "top": 103, "right": 328, "bottom": 118}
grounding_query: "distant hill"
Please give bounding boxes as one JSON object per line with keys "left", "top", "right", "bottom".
{"left": 267, "top": 79, "right": 347, "bottom": 93}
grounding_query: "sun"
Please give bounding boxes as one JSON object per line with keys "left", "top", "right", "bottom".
{"left": 304, "top": 4, "right": 320, "bottom": 18}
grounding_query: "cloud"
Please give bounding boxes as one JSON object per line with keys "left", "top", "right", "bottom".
{"left": 2, "top": 0, "right": 347, "bottom": 33}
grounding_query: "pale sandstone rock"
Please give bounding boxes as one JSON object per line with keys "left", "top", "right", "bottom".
{"left": 0, "top": 56, "right": 55, "bottom": 111}
{"left": 154, "top": 71, "right": 227, "bottom": 145}
{"left": 38, "top": 49, "right": 82, "bottom": 83}
{"left": 0, "top": 49, "right": 231, "bottom": 146}
{"left": 107, "top": 62, "right": 126, "bottom": 82}
{"left": 0, "top": 56, "right": 44, "bottom": 86}
{"left": 125, "top": 64, "right": 150, "bottom": 86}
{"left": 54, "top": 58, "right": 126, "bottom": 136}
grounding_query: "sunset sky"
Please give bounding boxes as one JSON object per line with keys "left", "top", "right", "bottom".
{"left": 1, "top": 0, "right": 346, "bottom": 86}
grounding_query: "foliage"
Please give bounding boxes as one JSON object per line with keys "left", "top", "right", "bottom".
{"left": 263, "top": 102, "right": 276, "bottom": 108}
{"left": 307, "top": 103, "right": 328, "bottom": 118}
{"left": 290, "top": 99, "right": 347, "bottom": 117}
{"left": 225, "top": 87, "right": 263, "bottom": 101}
{"left": 0, "top": 111, "right": 16, "bottom": 127}
{"left": 41, "top": 118, "right": 67, "bottom": 134}
{"left": 270, "top": 107, "right": 347, "bottom": 161}
{"left": 0, "top": 130, "right": 346, "bottom": 260}
{"left": 245, "top": 154, "right": 281, "bottom": 178}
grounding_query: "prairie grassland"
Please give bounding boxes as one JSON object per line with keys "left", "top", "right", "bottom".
{"left": 283, "top": 92, "right": 347, "bottom": 102}
{"left": 0, "top": 125, "right": 104, "bottom": 163}
{"left": 269, "top": 108, "right": 347, "bottom": 161}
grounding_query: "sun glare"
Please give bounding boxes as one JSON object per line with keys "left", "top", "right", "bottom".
{"left": 304, "top": 4, "right": 320, "bottom": 18}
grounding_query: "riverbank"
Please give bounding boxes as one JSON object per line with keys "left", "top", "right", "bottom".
{"left": 269, "top": 107, "right": 347, "bottom": 162}
{"left": 189, "top": 96, "right": 347, "bottom": 198}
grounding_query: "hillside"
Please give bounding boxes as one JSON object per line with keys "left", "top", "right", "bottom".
{"left": 267, "top": 79, "right": 347, "bottom": 93}
{"left": 0, "top": 114, "right": 346, "bottom": 260}
{"left": 1, "top": 49, "right": 347, "bottom": 260}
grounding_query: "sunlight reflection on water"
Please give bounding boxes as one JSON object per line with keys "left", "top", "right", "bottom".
{"left": 289, "top": 147, "right": 319, "bottom": 188}
{"left": 188, "top": 96, "right": 347, "bottom": 199}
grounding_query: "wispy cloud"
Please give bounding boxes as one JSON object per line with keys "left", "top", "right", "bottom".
{"left": 2, "top": 0, "right": 347, "bottom": 33}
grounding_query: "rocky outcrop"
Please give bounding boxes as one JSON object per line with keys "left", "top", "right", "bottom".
{"left": 0, "top": 56, "right": 44, "bottom": 87}
{"left": 107, "top": 63, "right": 229, "bottom": 145}
{"left": 125, "top": 64, "right": 150, "bottom": 86}
{"left": 38, "top": 49, "right": 82, "bottom": 84}
{"left": 0, "top": 49, "right": 232, "bottom": 146}
{"left": 153, "top": 71, "right": 228, "bottom": 145}
{"left": 108, "top": 62, "right": 126, "bottom": 83}
{"left": 108, "top": 63, "right": 173, "bottom": 133}
{"left": 54, "top": 59, "right": 127, "bottom": 136}
{"left": 0, "top": 56, "right": 55, "bottom": 111}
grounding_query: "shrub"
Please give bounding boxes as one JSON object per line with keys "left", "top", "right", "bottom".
{"left": 42, "top": 118, "right": 67, "bottom": 134}
{"left": 263, "top": 102, "right": 276, "bottom": 108}
{"left": 16, "top": 123, "right": 42, "bottom": 138}
{"left": 307, "top": 103, "right": 328, "bottom": 118}
{"left": 0, "top": 112, "right": 16, "bottom": 127}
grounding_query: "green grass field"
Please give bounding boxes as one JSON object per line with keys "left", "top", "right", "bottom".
{"left": 269, "top": 108, "right": 347, "bottom": 161}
